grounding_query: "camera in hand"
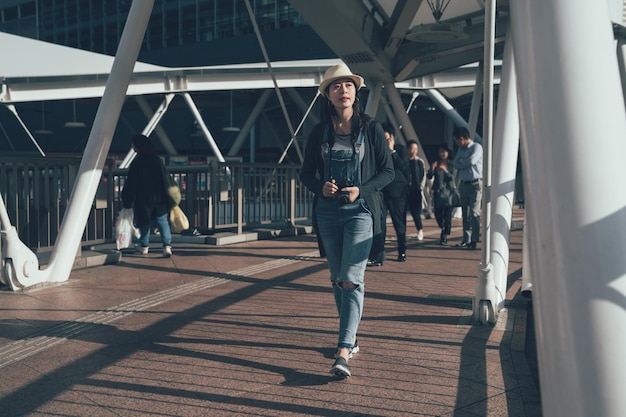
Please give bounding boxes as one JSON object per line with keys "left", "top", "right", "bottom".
{"left": 334, "top": 178, "right": 354, "bottom": 205}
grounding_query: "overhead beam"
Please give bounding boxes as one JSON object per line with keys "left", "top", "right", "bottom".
{"left": 394, "top": 18, "right": 508, "bottom": 80}
{"left": 287, "top": 0, "right": 393, "bottom": 81}
{"left": 0, "top": 59, "right": 497, "bottom": 105}
{"left": 384, "top": 0, "right": 423, "bottom": 58}
{"left": 0, "top": 60, "right": 342, "bottom": 104}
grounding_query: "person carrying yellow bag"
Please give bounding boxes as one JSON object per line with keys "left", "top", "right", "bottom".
{"left": 161, "top": 156, "right": 189, "bottom": 235}
{"left": 121, "top": 134, "right": 176, "bottom": 257}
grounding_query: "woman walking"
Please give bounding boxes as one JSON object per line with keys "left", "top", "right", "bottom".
{"left": 299, "top": 64, "right": 394, "bottom": 378}
{"left": 427, "top": 144, "right": 457, "bottom": 245}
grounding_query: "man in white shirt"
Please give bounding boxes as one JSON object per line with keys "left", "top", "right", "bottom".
{"left": 452, "top": 127, "right": 482, "bottom": 250}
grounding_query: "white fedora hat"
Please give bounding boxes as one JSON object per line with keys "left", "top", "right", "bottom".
{"left": 318, "top": 63, "right": 364, "bottom": 97}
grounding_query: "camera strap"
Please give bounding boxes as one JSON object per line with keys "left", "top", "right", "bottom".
{"left": 322, "top": 124, "right": 365, "bottom": 186}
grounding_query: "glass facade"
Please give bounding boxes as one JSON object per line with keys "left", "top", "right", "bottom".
{"left": 0, "top": 0, "right": 335, "bottom": 160}
{"left": 0, "top": 0, "right": 304, "bottom": 56}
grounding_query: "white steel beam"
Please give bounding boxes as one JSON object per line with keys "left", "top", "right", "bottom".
{"left": 0, "top": 58, "right": 500, "bottom": 106}
{"left": 182, "top": 93, "right": 225, "bottom": 163}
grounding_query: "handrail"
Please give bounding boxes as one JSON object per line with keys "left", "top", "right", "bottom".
{"left": 0, "top": 158, "right": 312, "bottom": 251}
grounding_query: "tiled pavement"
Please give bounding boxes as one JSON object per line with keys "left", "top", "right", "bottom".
{"left": 0, "top": 209, "right": 541, "bottom": 416}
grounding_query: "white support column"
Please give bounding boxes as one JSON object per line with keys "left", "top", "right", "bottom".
{"left": 182, "top": 92, "right": 226, "bottom": 163}
{"left": 484, "top": 35, "right": 521, "bottom": 314}
{"left": 511, "top": 1, "right": 626, "bottom": 416}
{"left": 40, "top": 0, "right": 153, "bottom": 286}
{"left": 473, "top": 0, "right": 497, "bottom": 324}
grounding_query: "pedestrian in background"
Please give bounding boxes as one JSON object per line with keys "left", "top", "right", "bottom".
{"left": 427, "top": 144, "right": 456, "bottom": 245}
{"left": 452, "top": 127, "right": 482, "bottom": 249}
{"left": 377, "top": 123, "right": 410, "bottom": 263}
{"left": 299, "top": 63, "right": 394, "bottom": 378}
{"left": 121, "top": 134, "right": 174, "bottom": 257}
{"left": 406, "top": 140, "right": 426, "bottom": 241}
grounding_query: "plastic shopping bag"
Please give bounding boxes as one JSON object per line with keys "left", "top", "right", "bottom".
{"left": 169, "top": 205, "right": 189, "bottom": 234}
{"left": 115, "top": 208, "right": 139, "bottom": 250}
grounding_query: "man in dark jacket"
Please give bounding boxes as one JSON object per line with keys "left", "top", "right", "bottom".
{"left": 369, "top": 123, "right": 410, "bottom": 264}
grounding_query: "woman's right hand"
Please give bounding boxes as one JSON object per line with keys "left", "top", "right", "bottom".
{"left": 323, "top": 180, "right": 339, "bottom": 198}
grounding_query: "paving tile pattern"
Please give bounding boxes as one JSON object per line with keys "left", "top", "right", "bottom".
{"left": 0, "top": 209, "right": 542, "bottom": 416}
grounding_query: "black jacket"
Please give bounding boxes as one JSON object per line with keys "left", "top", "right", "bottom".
{"left": 300, "top": 117, "right": 395, "bottom": 255}
{"left": 383, "top": 143, "right": 410, "bottom": 199}
{"left": 121, "top": 154, "right": 170, "bottom": 226}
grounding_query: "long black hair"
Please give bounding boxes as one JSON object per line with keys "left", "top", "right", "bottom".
{"left": 132, "top": 134, "right": 156, "bottom": 156}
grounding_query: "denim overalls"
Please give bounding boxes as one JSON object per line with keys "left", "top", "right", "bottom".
{"left": 315, "top": 127, "right": 373, "bottom": 350}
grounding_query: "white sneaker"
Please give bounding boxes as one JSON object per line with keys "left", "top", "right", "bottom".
{"left": 139, "top": 246, "right": 149, "bottom": 255}
{"left": 163, "top": 245, "right": 172, "bottom": 258}
{"left": 417, "top": 230, "right": 424, "bottom": 241}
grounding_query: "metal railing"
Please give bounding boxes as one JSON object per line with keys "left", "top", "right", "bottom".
{"left": 0, "top": 157, "right": 313, "bottom": 251}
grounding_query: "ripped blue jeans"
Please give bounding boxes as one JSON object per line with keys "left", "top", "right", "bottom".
{"left": 316, "top": 197, "right": 372, "bottom": 349}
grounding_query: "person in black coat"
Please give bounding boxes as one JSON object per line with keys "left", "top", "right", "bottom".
{"left": 406, "top": 140, "right": 426, "bottom": 241}
{"left": 369, "top": 123, "right": 410, "bottom": 264}
{"left": 121, "top": 134, "right": 174, "bottom": 257}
